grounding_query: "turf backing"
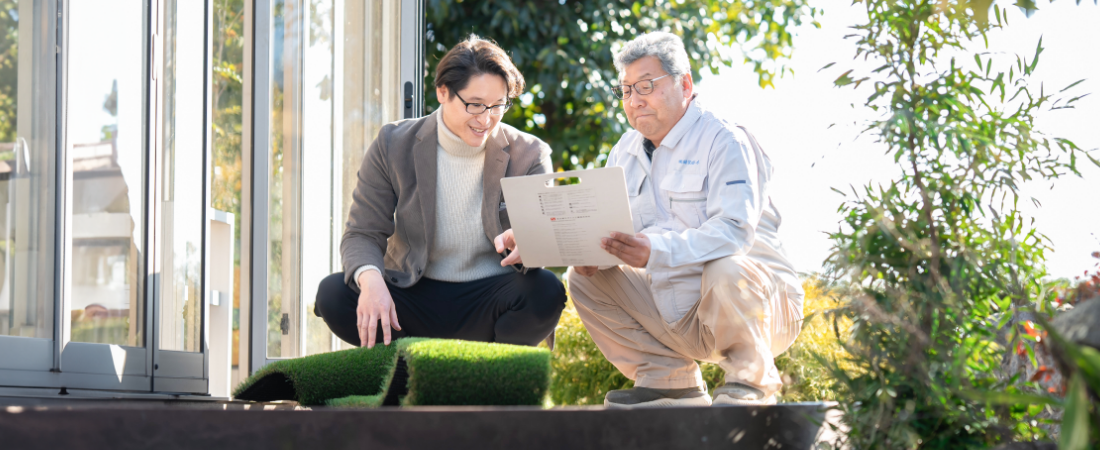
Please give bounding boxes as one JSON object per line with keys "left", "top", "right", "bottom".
{"left": 234, "top": 338, "right": 551, "bottom": 407}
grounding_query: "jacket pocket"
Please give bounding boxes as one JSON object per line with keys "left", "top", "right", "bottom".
{"left": 625, "top": 171, "right": 648, "bottom": 232}
{"left": 662, "top": 173, "right": 708, "bottom": 228}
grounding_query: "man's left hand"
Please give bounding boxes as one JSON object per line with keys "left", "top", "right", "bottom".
{"left": 494, "top": 229, "right": 523, "bottom": 266}
{"left": 601, "top": 232, "right": 651, "bottom": 268}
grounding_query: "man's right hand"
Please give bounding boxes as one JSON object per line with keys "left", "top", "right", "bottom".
{"left": 356, "top": 270, "right": 401, "bottom": 348}
{"left": 573, "top": 266, "right": 599, "bottom": 277}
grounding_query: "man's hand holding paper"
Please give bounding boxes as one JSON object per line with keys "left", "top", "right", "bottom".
{"left": 497, "top": 167, "right": 636, "bottom": 268}
{"left": 599, "top": 232, "right": 650, "bottom": 268}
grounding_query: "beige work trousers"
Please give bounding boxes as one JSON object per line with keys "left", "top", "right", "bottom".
{"left": 566, "top": 256, "right": 804, "bottom": 396}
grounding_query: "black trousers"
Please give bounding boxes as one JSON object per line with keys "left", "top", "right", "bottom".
{"left": 314, "top": 269, "right": 567, "bottom": 347}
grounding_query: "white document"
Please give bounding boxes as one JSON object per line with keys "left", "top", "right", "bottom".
{"left": 500, "top": 167, "right": 635, "bottom": 267}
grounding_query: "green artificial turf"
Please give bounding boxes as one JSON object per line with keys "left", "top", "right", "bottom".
{"left": 233, "top": 339, "right": 400, "bottom": 405}
{"left": 325, "top": 394, "right": 384, "bottom": 408}
{"left": 401, "top": 339, "right": 551, "bottom": 406}
{"left": 234, "top": 338, "right": 551, "bottom": 408}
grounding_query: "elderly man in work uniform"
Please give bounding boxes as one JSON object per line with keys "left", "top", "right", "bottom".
{"left": 567, "top": 32, "right": 804, "bottom": 407}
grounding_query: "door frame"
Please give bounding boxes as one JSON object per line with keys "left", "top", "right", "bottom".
{"left": 34, "top": 0, "right": 210, "bottom": 391}
{"left": 149, "top": 0, "right": 215, "bottom": 395}
{"left": 51, "top": 0, "right": 155, "bottom": 393}
{"left": 0, "top": 0, "right": 62, "bottom": 390}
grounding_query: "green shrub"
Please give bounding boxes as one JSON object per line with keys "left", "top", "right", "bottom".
{"left": 774, "top": 278, "right": 852, "bottom": 402}
{"left": 548, "top": 301, "right": 630, "bottom": 405}
{"left": 814, "top": 0, "right": 1095, "bottom": 445}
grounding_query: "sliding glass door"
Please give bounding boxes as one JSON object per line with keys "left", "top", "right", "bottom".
{"left": 0, "top": 0, "right": 213, "bottom": 395}
{"left": 0, "top": 0, "right": 60, "bottom": 388}
{"left": 0, "top": 0, "right": 424, "bottom": 395}
{"left": 57, "top": 0, "right": 213, "bottom": 393}
{"left": 57, "top": 0, "right": 151, "bottom": 391}
{"left": 152, "top": 0, "right": 213, "bottom": 394}
{"left": 243, "top": 0, "right": 422, "bottom": 373}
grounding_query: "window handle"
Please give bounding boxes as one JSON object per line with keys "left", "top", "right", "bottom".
{"left": 403, "top": 82, "right": 413, "bottom": 119}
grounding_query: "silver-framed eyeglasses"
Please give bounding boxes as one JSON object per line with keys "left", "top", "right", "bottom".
{"left": 611, "top": 74, "right": 671, "bottom": 100}
{"left": 455, "top": 91, "right": 512, "bottom": 116}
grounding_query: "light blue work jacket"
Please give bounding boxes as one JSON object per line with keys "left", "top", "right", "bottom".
{"left": 605, "top": 99, "right": 803, "bottom": 323}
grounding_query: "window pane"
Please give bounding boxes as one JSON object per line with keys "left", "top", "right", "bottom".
{"left": 266, "top": 0, "right": 404, "bottom": 357}
{"left": 341, "top": 0, "right": 401, "bottom": 222}
{"left": 159, "top": 0, "right": 206, "bottom": 352}
{"left": 67, "top": 0, "right": 145, "bottom": 346}
{"left": 0, "top": 1, "right": 56, "bottom": 340}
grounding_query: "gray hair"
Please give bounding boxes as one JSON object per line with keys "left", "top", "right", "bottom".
{"left": 613, "top": 32, "right": 691, "bottom": 81}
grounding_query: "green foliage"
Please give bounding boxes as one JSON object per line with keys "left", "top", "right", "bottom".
{"left": 0, "top": 0, "right": 17, "bottom": 143}
{"left": 819, "top": 0, "right": 1097, "bottom": 448}
{"left": 977, "top": 316, "right": 1100, "bottom": 448}
{"left": 1041, "top": 317, "right": 1100, "bottom": 449}
{"left": 548, "top": 301, "right": 631, "bottom": 405}
{"left": 774, "top": 278, "right": 853, "bottom": 403}
{"left": 424, "top": 0, "right": 818, "bottom": 170}
{"left": 212, "top": 0, "right": 244, "bottom": 345}
{"left": 236, "top": 338, "right": 551, "bottom": 407}
{"left": 212, "top": 0, "right": 244, "bottom": 225}
{"left": 69, "top": 315, "right": 130, "bottom": 346}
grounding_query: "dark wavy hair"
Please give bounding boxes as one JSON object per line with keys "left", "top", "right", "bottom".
{"left": 434, "top": 34, "right": 525, "bottom": 100}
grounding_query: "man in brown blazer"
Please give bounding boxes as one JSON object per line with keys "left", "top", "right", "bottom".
{"left": 314, "top": 35, "right": 566, "bottom": 349}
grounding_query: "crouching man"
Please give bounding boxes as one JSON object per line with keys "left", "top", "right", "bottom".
{"left": 315, "top": 36, "right": 566, "bottom": 350}
{"left": 501, "top": 32, "right": 805, "bottom": 407}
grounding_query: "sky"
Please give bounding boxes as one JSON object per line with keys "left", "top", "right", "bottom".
{"left": 698, "top": 0, "right": 1100, "bottom": 280}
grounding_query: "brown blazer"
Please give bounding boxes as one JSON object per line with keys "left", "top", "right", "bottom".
{"left": 341, "top": 111, "right": 553, "bottom": 291}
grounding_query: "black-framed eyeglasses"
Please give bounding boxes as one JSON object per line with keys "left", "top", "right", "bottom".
{"left": 455, "top": 91, "right": 512, "bottom": 116}
{"left": 610, "top": 74, "right": 672, "bottom": 100}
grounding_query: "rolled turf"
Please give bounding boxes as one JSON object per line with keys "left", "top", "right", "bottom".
{"left": 233, "top": 338, "right": 551, "bottom": 407}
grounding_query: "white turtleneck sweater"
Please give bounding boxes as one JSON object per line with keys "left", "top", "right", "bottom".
{"left": 355, "top": 111, "right": 512, "bottom": 287}
{"left": 423, "top": 111, "right": 514, "bottom": 282}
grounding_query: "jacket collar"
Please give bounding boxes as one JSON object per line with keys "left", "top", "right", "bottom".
{"left": 413, "top": 111, "right": 440, "bottom": 250}
{"left": 480, "top": 122, "right": 511, "bottom": 242}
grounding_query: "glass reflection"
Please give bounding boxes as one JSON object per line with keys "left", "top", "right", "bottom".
{"left": 0, "top": 1, "right": 57, "bottom": 340}
{"left": 67, "top": 0, "right": 144, "bottom": 346}
{"left": 302, "top": 0, "right": 334, "bottom": 356}
{"left": 159, "top": 0, "right": 205, "bottom": 352}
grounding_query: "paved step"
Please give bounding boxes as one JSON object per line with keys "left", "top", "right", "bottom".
{"left": 1, "top": 402, "right": 835, "bottom": 449}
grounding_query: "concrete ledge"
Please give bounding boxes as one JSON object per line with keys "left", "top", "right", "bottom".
{"left": 0, "top": 403, "right": 835, "bottom": 449}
